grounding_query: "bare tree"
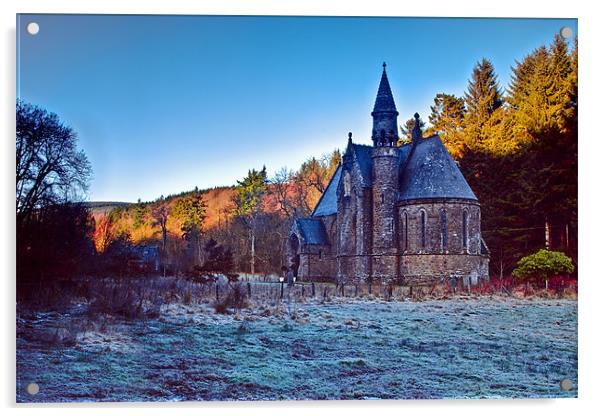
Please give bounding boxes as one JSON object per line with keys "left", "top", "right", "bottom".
{"left": 16, "top": 100, "right": 91, "bottom": 224}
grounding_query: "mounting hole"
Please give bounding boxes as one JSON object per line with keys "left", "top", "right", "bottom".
{"left": 560, "top": 26, "right": 573, "bottom": 39}
{"left": 26, "top": 382, "right": 39, "bottom": 395}
{"left": 27, "top": 22, "right": 40, "bottom": 35}
{"left": 559, "top": 379, "right": 573, "bottom": 391}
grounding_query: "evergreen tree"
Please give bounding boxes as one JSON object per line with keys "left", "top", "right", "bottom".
{"left": 172, "top": 192, "right": 207, "bottom": 265}
{"left": 233, "top": 166, "right": 268, "bottom": 275}
{"left": 428, "top": 93, "right": 466, "bottom": 158}
{"left": 464, "top": 58, "right": 505, "bottom": 151}
{"left": 398, "top": 117, "right": 425, "bottom": 145}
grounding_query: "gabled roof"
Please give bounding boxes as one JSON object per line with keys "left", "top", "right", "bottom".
{"left": 398, "top": 135, "right": 477, "bottom": 202}
{"left": 373, "top": 65, "right": 398, "bottom": 114}
{"left": 351, "top": 144, "right": 373, "bottom": 186}
{"left": 295, "top": 218, "right": 330, "bottom": 245}
{"left": 312, "top": 165, "right": 341, "bottom": 217}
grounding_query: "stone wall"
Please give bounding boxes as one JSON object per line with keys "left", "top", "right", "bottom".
{"left": 336, "top": 159, "right": 372, "bottom": 283}
{"left": 399, "top": 253, "right": 489, "bottom": 286}
{"left": 397, "top": 199, "right": 483, "bottom": 255}
{"left": 298, "top": 247, "right": 336, "bottom": 282}
{"left": 396, "top": 198, "right": 489, "bottom": 285}
{"left": 371, "top": 146, "right": 399, "bottom": 253}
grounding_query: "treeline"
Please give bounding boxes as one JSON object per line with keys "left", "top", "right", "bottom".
{"left": 420, "top": 34, "right": 577, "bottom": 277}
{"left": 16, "top": 34, "right": 577, "bottom": 292}
{"left": 92, "top": 152, "right": 342, "bottom": 276}
{"left": 16, "top": 97, "right": 342, "bottom": 293}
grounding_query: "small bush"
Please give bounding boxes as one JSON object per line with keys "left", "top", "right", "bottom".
{"left": 512, "top": 249, "right": 574, "bottom": 286}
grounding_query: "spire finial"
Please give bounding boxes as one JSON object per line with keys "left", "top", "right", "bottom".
{"left": 412, "top": 113, "right": 423, "bottom": 141}
{"left": 348, "top": 132, "right": 353, "bottom": 144}
{"left": 382, "top": 61, "right": 387, "bottom": 69}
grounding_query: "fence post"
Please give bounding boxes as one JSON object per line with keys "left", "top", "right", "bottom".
{"left": 280, "top": 281, "right": 284, "bottom": 299}
{"left": 368, "top": 281, "right": 372, "bottom": 294}
{"left": 312, "top": 282, "right": 315, "bottom": 297}
{"left": 323, "top": 286, "right": 328, "bottom": 300}
{"left": 355, "top": 285, "right": 358, "bottom": 297}
{"left": 341, "top": 284, "right": 345, "bottom": 297}
{"left": 247, "top": 281, "right": 251, "bottom": 298}
{"left": 301, "top": 284, "right": 305, "bottom": 297}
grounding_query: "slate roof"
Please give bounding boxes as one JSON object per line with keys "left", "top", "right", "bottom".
{"left": 373, "top": 65, "right": 398, "bottom": 113}
{"left": 312, "top": 165, "right": 341, "bottom": 217}
{"left": 352, "top": 144, "right": 374, "bottom": 186}
{"left": 295, "top": 218, "right": 330, "bottom": 245}
{"left": 307, "top": 133, "right": 476, "bottom": 230}
{"left": 398, "top": 135, "right": 477, "bottom": 201}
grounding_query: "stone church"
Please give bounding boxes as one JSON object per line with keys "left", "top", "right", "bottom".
{"left": 288, "top": 64, "right": 490, "bottom": 286}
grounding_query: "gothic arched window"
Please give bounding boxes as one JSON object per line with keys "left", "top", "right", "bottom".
{"left": 462, "top": 209, "right": 469, "bottom": 251}
{"left": 402, "top": 211, "right": 409, "bottom": 252}
{"left": 440, "top": 209, "right": 447, "bottom": 251}
{"left": 343, "top": 171, "right": 351, "bottom": 197}
{"left": 420, "top": 209, "right": 427, "bottom": 249}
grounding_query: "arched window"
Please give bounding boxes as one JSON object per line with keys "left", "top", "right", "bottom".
{"left": 404, "top": 212, "right": 409, "bottom": 251}
{"left": 343, "top": 171, "right": 351, "bottom": 197}
{"left": 462, "top": 209, "right": 469, "bottom": 251}
{"left": 420, "top": 209, "right": 427, "bottom": 249}
{"left": 440, "top": 209, "right": 447, "bottom": 251}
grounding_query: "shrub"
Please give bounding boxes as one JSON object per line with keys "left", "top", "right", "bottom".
{"left": 213, "top": 283, "right": 248, "bottom": 314}
{"left": 512, "top": 249, "right": 574, "bottom": 287}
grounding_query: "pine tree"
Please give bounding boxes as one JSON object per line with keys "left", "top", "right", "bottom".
{"left": 464, "top": 58, "right": 505, "bottom": 151}
{"left": 398, "top": 117, "right": 425, "bottom": 145}
{"left": 428, "top": 93, "right": 466, "bottom": 158}
{"left": 233, "top": 166, "right": 268, "bottom": 275}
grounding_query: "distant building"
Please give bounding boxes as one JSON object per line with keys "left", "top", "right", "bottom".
{"left": 128, "top": 244, "right": 161, "bottom": 273}
{"left": 289, "top": 64, "right": 489, "bottom": 286}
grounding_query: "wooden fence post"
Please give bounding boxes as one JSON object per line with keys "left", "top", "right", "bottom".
{"left": 280, "top": 281, "right": 284, "bottom": 299}
{"left": 323, "top": 286, "right": 328, "bottom": 300}
{"left": 312, "top": 282, "right": 315, "bottom": 297}
{"left": 341, "top": 284, "right": 345, "bottom": 297}
{"left": 247, "top": 281, "right": 252, "bottom": 298}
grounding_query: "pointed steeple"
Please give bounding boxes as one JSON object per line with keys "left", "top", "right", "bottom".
{"left": 371, "top": 63, "right": 399, "bottom": 147}
{"left": 372, "top": 62, "right": 398, "bottom": 113}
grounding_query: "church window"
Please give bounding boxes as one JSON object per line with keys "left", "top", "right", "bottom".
{"left": 440, "top": 209, "right": 447, "bottom": 251}
{"left": 462, "top": 209, "right": 469, "bottom": 250}
{"left": 343, "top": 171, "right": 351, "bottom": 197}
{"left": 403, "top": 211, "right": 409, "bottom": 252}
{"left": 420, "top": 209, "right": 427, "bottom": 249}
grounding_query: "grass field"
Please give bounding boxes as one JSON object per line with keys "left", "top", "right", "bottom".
{"left": 16, "top": 292, "right": 577, "bottom": 402}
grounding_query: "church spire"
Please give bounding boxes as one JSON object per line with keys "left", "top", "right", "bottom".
{"left": 371, "top": 63, "right": 399, "bottom": 147}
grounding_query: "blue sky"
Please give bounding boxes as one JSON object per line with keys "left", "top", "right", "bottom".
{"left": 17, "top": 15, "right": 577, "bottom": 202}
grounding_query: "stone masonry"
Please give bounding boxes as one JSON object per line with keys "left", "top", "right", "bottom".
{"left": 289, "top": 64, "right": 489, "bottom": 286}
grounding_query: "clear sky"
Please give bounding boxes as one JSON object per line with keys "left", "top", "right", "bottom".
{"left": 17, "top": 15, "right": 577, "bottom": 203}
